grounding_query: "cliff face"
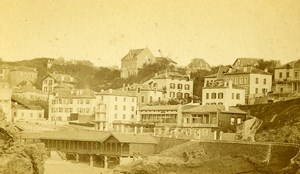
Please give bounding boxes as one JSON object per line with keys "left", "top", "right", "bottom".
{"left": 0, "top": 112, "right": 47, "bottom": 174}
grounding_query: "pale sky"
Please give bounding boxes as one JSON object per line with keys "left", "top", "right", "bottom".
{"left": 0, "top": 0, "right": 299, "bottom": 67}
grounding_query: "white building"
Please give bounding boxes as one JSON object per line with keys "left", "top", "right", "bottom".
{"left": 94, "top": 89, "right": 138, "bottom": 132}
{"left": 48, "top": 89, "right": 96, "bottom": 123}
{"left": 0, "top": 81, "right": 12, "bottom": 122}
{"left": 202, "top": 80, "right": 245, "bottom": 106}
{"left": 13, "top": 82, "right": 47, "bottom": 101}
{"left": 12, "top": 103, "right": 44, "bottom": 122}
{"left": 144, "top": 71, "right": 193, "bottom": 102}
{"left": 123, "top": 83, "right": 166, "bottom": 106}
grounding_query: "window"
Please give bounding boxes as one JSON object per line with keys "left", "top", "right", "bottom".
{"left": 86, "top": 99, "right": 90, "bottom": 104}
{"left": 177, "top": 92, "right": 183, "bottom": 98}
{"left": 263, "top": 78, "right": 266, "bottom": 85}
{"left": 170, "top": 92, "right": 175, "bottom": 98}
{"left": 123, "top": 114, "right": 126, "bottom": 119}
{"left": 211, "top": 93, "right": 216, "bottom": 99}
{"left": 239, "top": 77, "right": 243, "bottom": 84}
{"left": 235, "top": 77, "right": 238, "bottom": 84}
{"left": 206, "top": 93, "right": 209, "bottom": 99}
{"left": 230, "top": 118, "right": 235, "bottom": 125}
{"left": 59, "top": 108, "right": 63, "bottom": 113}
{"left": 141, "top": 96, "right": 145, "bottom": 103}
{"left": 279, "top": 72, "right": 283, "bottom": 78}
{"left": 150, "top": 96, "right": 153, "bottom": 103}
{"left": 44, "top": 80, "right": 48, "bottom": 84}
{"left": 114, "top": 114, "right": 118, "bottom": 119}
{"left": 114, "top": 105, "right": 118, "bottom": 110}
{"left": 237, "top": 118, "right": 242, "bottom": 124}
{"left": 177, "top": 84, "right": 183, "bottom": 89}
{"left": 236, "top": 93, "right": 240, "bottom": 99}
{"left": 287, "top": 72, "right": 290, "bottom": 78}
{"left": 184, "top": 93, "right": 189, "bottom": 98}
{"left": 232, "top": 93, "right": 234, "bottom": 99}
{"left": 185, "top": 84, "right": 190, "bottom": 90}
{"left": 44, "top": 87, "right": 47, "bottom": 92}
{"left": 295, "top": 72, "right": 298, "bottom": 78}
{"left": 86, "top": 108, "right": 90, "bottom": 113}
{"left": 131, "top": 114, "right": 134, "bottom": 119}
{"left": 131, "top": 106, "right": 134, "bottom": 111}
{"left": 255, "top": 88, "right": 258, "bottom": 94}
{"left": 115, "top": 97, "right": 118, "bottom": 101}
{"left": 255, "top": 78, "right": 258, "bottom": 84}
{"left": 211, "top": 102, "right": 216, "bottom": 105}
{"left": 123, "top": 106, "right": 126, "bottom": 111}
{"left": 39, "top": 114, "right": 42, "bottom": 118}
{"left": 244, "top": 77, "right": 248, "bottom": 84}
{"left": 218, "top": 102, "right": 223, "bottom": 105}
{"left": 218, "top": 93, "right": 223, "bottom": 99}
{"left": 206, "top": 103, "right": 210, "bottom": 105}
{"left": 80, "top": 99, "right": 84, "bottom": 104}
{"left": 123, "top": 97, "right": 126, "bottom": 102}
{"left": 170, "top": 83, "right": 175, "bottom": 89}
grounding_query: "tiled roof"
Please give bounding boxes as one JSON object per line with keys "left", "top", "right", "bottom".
{"left": 55, "top": 89, "right": 95, "bottom": 98}
{"left": 156, "top": 57, "right": 177, "bottom": 64}
{"left": 152, "top": 71, "right": 190, "bottom": 80}
{"left": 225, "top": 66, "right": 271, "bottom": 75}
{"left": 44, "top": 73, "right": 77, "bottom": 84}
{"left": 140, "top": 105, "right": 180, "bottom": 111}
{"left": 121, "top": 49, "right": 145, "bottom": 61}
{"left": 14, "top": 82, "right": 44, "bottom": 94}
{"left": 204, "top": 73, "right": 217, "bottom": 78}
{"left": 182, "top": 105, "right": 246, "bottom": 114}
{"left": 22, "top": 130, "right": 158, "bottom": 144}
{"left": 275, "top": 60, "right": 297, "bottom": 69}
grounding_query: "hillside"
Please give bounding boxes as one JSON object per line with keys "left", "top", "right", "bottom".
{"left": 239, "top": 98, "right": 300, "bottom": 143}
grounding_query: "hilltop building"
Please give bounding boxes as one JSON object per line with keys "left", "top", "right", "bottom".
{"left": 187, "top": 58, "right": 211, "bottom": 71}
{"left": 144, "top": 71, "right": 193, "bottom": 102}
{"left": 120, "top": 48, "right": 156, "bottom": 78}
{"left": 48, "top": 89, "right": 96, "bottom": 123}
{"left": 94, "top": 89, "right": 138, "bottom": 132}
{"left": 42, "top": 73, "right": 77, "bottom": 94}
{"left": 202, "top": 79, "right": 245, "bottom": 106}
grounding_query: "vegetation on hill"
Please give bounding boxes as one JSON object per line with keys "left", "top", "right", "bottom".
{"left": 239, "top": 99, "right": 300, "bottom": 143}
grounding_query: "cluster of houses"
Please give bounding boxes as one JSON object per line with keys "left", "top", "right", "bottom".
{"left": 1, "top": 48, "right": 300, "bottom": 141}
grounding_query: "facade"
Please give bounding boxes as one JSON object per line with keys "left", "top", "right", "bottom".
{"left": 42, "top": 73, "right": 77, "bottom": 94}
{"left": 48, "top": 89, "right": 96, "bottom": 123}
{"left": 13, "top": 82, "right": 47, "bottom": 101}
{"left": 202, "top": 80, "right": 245, "bottom": 106}
{"left": 9, "top": 66, "right": 38, "bottom": 87}
{"left": 121, "top": 48, "right": 156, "bottom": 78}
{"left": 123, "top": 83, "right": 166, "bottom": 106}
{"left": 94, "top": 89, "right": 138, "bottom": 132}
{"left": 0, "top": 65, "right": 11, "bottom": 81}
{"left": 144, "top": 71, "right": 193, "bottom": 102}
{"left": 0, "top": 81, "right": 12, "bottom": 122}
{"left": 187, "top": 58, "right": 211, "bottom": 71}
{"left": 12, "top": 104, "right": 44, "bottom": 122}
{"left": 273, "top": 60, "right": 300, "bottom": 95}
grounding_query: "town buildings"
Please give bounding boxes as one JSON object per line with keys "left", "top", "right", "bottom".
{"left": 9, "top": 66, "right": 38, "bottom": 87}
{"left": 0, "top": 81, "right": 12, "bottom": 122}
{"left": 11, "top": 100, "right": 44, "bottom": 122}
{"left": 232, "top": 58, "right": 262, "bottom": 67}
{"left": 42, "top": 73, "right": 77, "bottom": 94}
{"left": 187, "top": 58, "right": 211, "bottom": 71}
{"left": 48, "top": 89, "right": 96, "bottom": 123}
{"left": 13, "top": 82, "right": 47, "bottom": 101}
{"left": 202, "top": 80, "right": 245, "bottom": 106}
{"left": 94, "top": 89, "right": 138, "bottom": 132}
{"left": 144, "top": 71, "right": 193, "bottom": 102}
{"left": 121, "top": 48, "right": 156, "bottom": 78}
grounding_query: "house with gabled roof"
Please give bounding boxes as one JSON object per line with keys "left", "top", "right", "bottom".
{"left": 42, "top": 73, "right": 77, "bottom": 94}
{"left": 13, "top": 82, "right": 47, "bottom": 101}
{"left": 233, "top": 58, "right": 262, "bottom": 67}
{"left": 121, "top": 48, "right": 156, "bottom": 78}
{"left": 187, "top": 58, "right": 211, "bottom": 71}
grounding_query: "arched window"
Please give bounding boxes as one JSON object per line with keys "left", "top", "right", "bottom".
{"left": 177, "top": 92, "right": 183, "bottom": 98}
{"left": 211, "top": 93, "right": 216, "bottom": 99}
{"left": 244, "top": 77, "right": 248, "bottom": 84}
{"left": 211, "top": 102, "right": 216, "bottom": 105}
{"left": 170, "top": 83, "right": 175, "bottom": 89}
{"left": 236, "top": 93, "right": 240, "bottom": 99}
{"left": 185, "top": 84, "right": 190, "bottom": 90}
{"left": 177, "top": 84, "right": 183, "bottom": 89}
{"left": 184, "top": 93, "right": 190, "bottom": 98}
{"left": 239, "top": 77, "right": 243, "bottom": 84}
{"left": 218, "top": 102, "right": 223, "bottom": 105}
{"left": 218, "top": 93, "right": 223, "bottom": 99}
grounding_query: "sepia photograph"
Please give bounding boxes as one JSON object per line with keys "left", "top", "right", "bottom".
{"left": 0, "top": 0, "right": 300, "bottom": 173}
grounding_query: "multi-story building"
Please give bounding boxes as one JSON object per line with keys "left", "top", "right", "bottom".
{"left": 274, "top": 60, "right": 300, "bottom": 95}
{"left": 48, "top": 89, "right": 96, "bottom": 123}
{"left": 94, "top": 89, "right": 138, "bottom": 132}
{"left": 0, "top": 81, "right": 12, "bottom": 122}
{"left": 42, "top": 73, "right": 77, "bottom": 94}
{"left": 121, "top": 48, "right": 156, "bottom": 78}
{"left": 123, "top": 83, "right": 166, "bottom": 106}
{"left": 9, "top": 66, "right": 38, "bottom": 87}
{"left": 13, "top": 82, "right": 47, "bottom": 101}
{"left": 202, "top": 80, "right": 245, "bottom": 106}
{"left": 144, "top": 71, "right": 193, "bottom": 102}
{"left": 205, "top": 66, "right": 272, "bottom": 104}
{"left": 187, "top": 58, "right": 211, "bottom": 72}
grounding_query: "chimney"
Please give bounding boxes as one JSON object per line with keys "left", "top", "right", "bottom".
{"left": 264, "top": 68, "right": 268, "bottom": 73}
